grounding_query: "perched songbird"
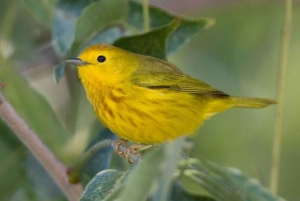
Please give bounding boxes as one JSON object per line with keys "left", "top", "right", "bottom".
{"left": 65, "top": 44, "right": 275, "bottom": 145}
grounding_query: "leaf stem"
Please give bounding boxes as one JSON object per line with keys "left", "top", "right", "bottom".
{"left": 142, "top": 0, "right": 150, "bottom": 32}
{"left": 270, "top": 0, "right": 292, "bottom": 194}
{"left": 0, "top": 92, "right": 83, "bottom": 201}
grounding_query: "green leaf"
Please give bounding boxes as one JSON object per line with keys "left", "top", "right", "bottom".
{"left": 0, "top": 51, "right": 67, "bottom": 153}
{"left": 52, "top": 8, "right": 76, "bottom": 57}
{"left": 80, "top": 169, "right": 124, "bottom": 201}
{"left": 111, "top": 147, "right": 164, "bottom": 201}
{"left": 22, "top": 0, "right": 57, "bottom": 26}
{"left": 53, "top": 62, "right": 65, "bottom": 84}
{"left": 127, "top": 1, "right": 173, "bottom": 30}
{"left": 127, "top": 1, "right": 215, "bottom": 56}
{"left": 182, "top": 159, "right": 286, "bottom": 201}
{"left": 84, "top": 26, "right": 126, "bottom": 49}
{"left": 207, "top": 162, "right": 285, "bottom": 201}
{"left": 25, "top": 154, "right": 64, "bottom": 200}
{"left": 179, "top": 170, "right": 211, "bottom": 197}
{"left": 82, "top": 129, "right": 117, "bottom": 184}
{"left": 70, "top": 0, "right": 128, "bottom": 55}
{"left": 167, "top": 18, "right": 215, "bottom": 55}
{"left": 52, "top": 0, "right": 98, "bottom": 56}
{"left": 169, "top": 182, "right": 216, "bottom": 201}
{"left": 152, "top": 138, "right": 185, "bottom": 201}
{"left": 0, "top": 141, "right": 26, "bottom": 200}
{"left": 114, "top": 20, "right": 179, "bottom": 60}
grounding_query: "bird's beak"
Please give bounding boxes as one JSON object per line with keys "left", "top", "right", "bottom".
{"left": 64, "top": 58, "right": 88, "bottom": 66}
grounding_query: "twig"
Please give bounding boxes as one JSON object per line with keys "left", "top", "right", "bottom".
{"left": 270, "top": 0, "right": 292, "bottom": 194}
{"left": 0, "top": 92, "right": 83, "bottom": 201}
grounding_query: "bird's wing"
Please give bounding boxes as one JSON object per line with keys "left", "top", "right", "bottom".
{"left": 131, "top": 55, "right": 228, "bottom": 96}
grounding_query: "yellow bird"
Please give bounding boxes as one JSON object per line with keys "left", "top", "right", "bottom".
{"left": 65, "top": 44, "right": 276, "bottom": 144}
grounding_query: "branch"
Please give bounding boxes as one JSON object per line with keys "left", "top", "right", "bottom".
{"left": 0, "top": 90, "right": 83, "bottom": 201}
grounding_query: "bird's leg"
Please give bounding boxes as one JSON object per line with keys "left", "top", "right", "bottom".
{"left": 124, "top": 144, "right": 157, "bottom": 164}
{"left": 112, "top": 140, "right": 157, "bottom": 164}
{"left": 124, "top": 144, "right": 144, "bottom": 164}
{"left": 111, "top": 139, "right": 128, "bottom": 157}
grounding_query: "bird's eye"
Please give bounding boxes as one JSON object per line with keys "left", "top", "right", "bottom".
{"left": 97, "top": 55, "right": 106, "bottom": 63}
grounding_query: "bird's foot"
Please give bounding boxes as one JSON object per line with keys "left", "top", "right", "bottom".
{"left": 124, "top": 144, "right": 157, "bottom": 164}
{"left": 111, "top": 139, "right": 128, "bottom": 157}
{"left": 124, "top": 144, "right": 144, "bottom": 164}
{"left": 111, "top": 139, "right": 141, "bottom": 163}
{"left": 112, "top": 139, "right": 157, "bottom": 164}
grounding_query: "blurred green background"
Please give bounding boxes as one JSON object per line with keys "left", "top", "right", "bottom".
{"left": 0, "top": 0, "right": 299, "bottom": 200}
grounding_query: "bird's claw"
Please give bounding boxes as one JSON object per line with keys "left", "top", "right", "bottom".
{"left": 124, "top": 144, "right": 143, "bottom": 164}
{"left": 112, "top": 139, "right": 150, "bottom": 164}
{"left": 111, "top": 139, "right": 127, "bottom": 157}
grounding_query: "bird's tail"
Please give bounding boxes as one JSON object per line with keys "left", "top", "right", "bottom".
{"left": 231, "top": 97, "right": 277, "bottom": 108}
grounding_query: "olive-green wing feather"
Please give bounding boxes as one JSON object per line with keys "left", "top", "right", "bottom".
{"left": 131, "top": 55, "right": 228, "bottom": 96}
